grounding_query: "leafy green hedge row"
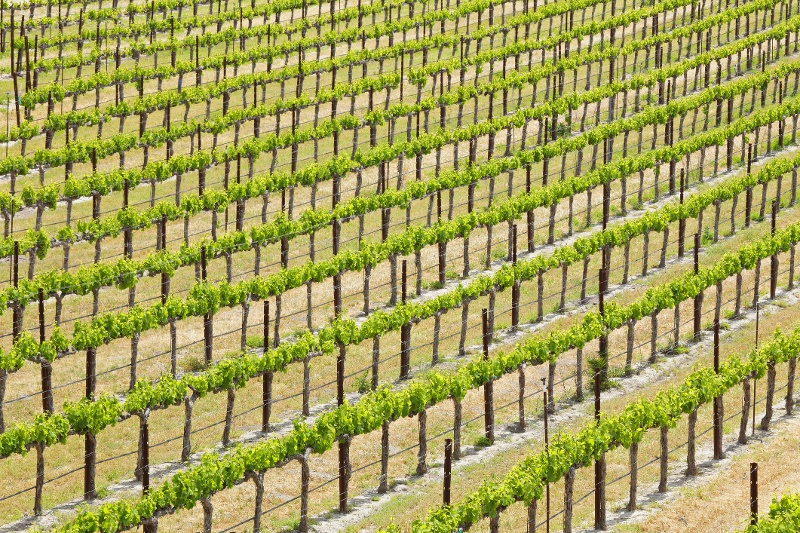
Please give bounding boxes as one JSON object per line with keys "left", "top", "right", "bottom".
{"left": 49, "top": 202, "right": 800, "bottom": 533}
{"left": 746, "top": 494, "right": 800, "bottom": 532}
{"left": 390, "top": 322, "right": 800, "bottom": 533}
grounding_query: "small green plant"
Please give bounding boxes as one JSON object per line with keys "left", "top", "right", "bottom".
{"left": 656, "top": 342, "right": 672, "bottom": 353}
{"left": 607, "top": 366, "right": 628, "bottom": 379}
{"left": 246, "top": 335, "right": 264, "bottom": 349}
{"left": 277, "top": 518, "right": 301, "bottom": 532}
{"left": 701, "top": 226, "right": 714, "bottom": 245}
{"left": 556, "top": 123, "right": 572, "bottom": 138}
{"left": 446, "top": 269, "right": 459, "bottom": 280}
{"left": 704, "top": 320, "right": 730, "bottom": 331}
{"left": 472, "top": 436, "right": 492, "bottom": 448}
{"left": 423, "top": 280, "right": 444, "bottom": 290}
{"left": 181, "top": 356, "right": 206, "bottom": 373}
{"left": 355, "top": 372, "right": 372, "bottom": 394}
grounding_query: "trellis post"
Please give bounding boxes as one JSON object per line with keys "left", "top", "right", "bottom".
{"left": 713, "top": 323, "right": 725, "bottom": 460}
{"left": 482, "top": 309, "right": 494, "bottom": 444}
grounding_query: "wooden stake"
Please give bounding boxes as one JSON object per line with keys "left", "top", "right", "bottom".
{"left": 400, "top": 261, "right": 410, "bottom": 379}
{"left": 770, "top": 200, "right": 778, "bottom": 299}
{"left": 443, "top": 439, "right": 452, "bottom": 505}
{"left": 750, "top": 462, "right": 759, "bottom": 525}
{"left": 10, "top": 10, "right": 20, "bottom": 127}
{"left": 262, "top": 300, "right": 272, "bottom": 433}
{"left": 713, "top": 322, "right": 724, "bottom": 459}
{"left": 594, "top": 366, "right": 605, "bottom": 530}
{"left": 693, "top": 233, "right": 701, "bottom": 338}
{"left": 482, "top": 309, "right": 494, "bottom": 444}
{"left": 39, "top": 287, "right": 52, "bottom": 413}
{"left": 678, "top": 170, "right": 685, "bottom": 257}
{"left": 202, "top": 247, "right": 212, "bottom": 365}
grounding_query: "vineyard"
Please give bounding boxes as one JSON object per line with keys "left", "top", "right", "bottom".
{"left": 2, "top": 0, "right": 800, "bottom": 531}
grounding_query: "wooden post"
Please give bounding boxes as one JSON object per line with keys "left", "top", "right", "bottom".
{"left": 84, "top": 433, "right": 96, "bottom": 500}
{"left": 788, "top": 356, "right": 797, "bottom": 416}
{"left": 10, "top": 10, "right": 20, "bottom": 127}
{"left": 39, "top": 288, "right": 52, "bottom": 413}
{"left": 750, "top": 462, "right": 758, "bottom": 525}
{"left": 526, "top": 166, "right": 535, "bottom": 253}
{"left": 197, "top": 125, "right": 205, "bottom": 196}
{"left": 739, "top": 375, "right": 751, "bottom": 445}
{"left": 332, "top": 172, "right": 342, "bottom": 319}
{"left": 12, "top": 241, "right": 19, "bottom": 340}
{"left": 86, "top": 347, "right": 96, "bottom": 399}
{"left": 599, "top": 267, "right": 608, "bottom": 384}
{"left": 195, "top": 35, "right": 201, "bottom": 87}
{"left": 262, "top": 300, "right": 272, "bottom": 433}
{"left": 678, "top": 170, "right": 685, "bottom": 257}
{"left": 693, "top": 234, "right": 701, "bottom": 340}
{"left": 141, "top": 414, "right": 150, "bottom": 494}
{"left": 518, "top": 364, "right": 526, "bottom": 430}
{"left": 511, "top": 225, "right": 519, "bottom": 328}
{"left": 482, "top": 309, "right": 494, "bottom": 444}
{"left": 400, "top": 261, "right": 410, "bottom": 379}
{"left": 770, "top": 200, "right": 778, "bottom": 299}
{"left": 564, "top": 465, "right": 575, "bottom": 532}
{"left": 594, "top": 367, "right": 606, "bottom": 530}
{"left": 202, "top": 247, "right": 212, "bottom": 365}
{"left": 658, "top": 426, "right": 668, "bottom": 492}
{"left": 23, "top": 34, "right": 30, "bottom": 99}
{"left": 160, "top": 215, "right": 168, "bottom": 304}
{"left": 754, "top": 304, "right": 760, "bottom": 437}
{"left": 437, "top": 192, "right": 446, "bottom": 286}
{"left": 417, "top": 409, "right": 428, "bottom": 475}
{"left": 338, "top": 436, "right": 350, "bottom": 513}
{"left": 123, "top": 180, "right": 132, "bottom": 259}
{"left": 543, "top": 383, "right": 550, "bottom": 533}
{"left": 687, "top": 408, "right": 698, "bottom": 475}
{"left": 443, "top": 439, "right": 452, "bottom": 505}
{"left": 379, "top": 421, "right": 389, "bottom": 493}
{"left": 760, "top": 360, "right": 776, "bottom": 431}
{"left": 628, "top": 441, "right": 638, "bottom": 512}
{"left": 745, "top": 145, "right": 753, "bottom": 227}
{"left": 713, "top": 323, "right": 725, "bottom": 460}
{"left": 34, "top": 442, "right": 44, "bottom": 515}
{"left": 139, "top": 80, "right": 146, "bottom": 138}
{"left": 337, "top": 342, "right": 345, "bottom": 407}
